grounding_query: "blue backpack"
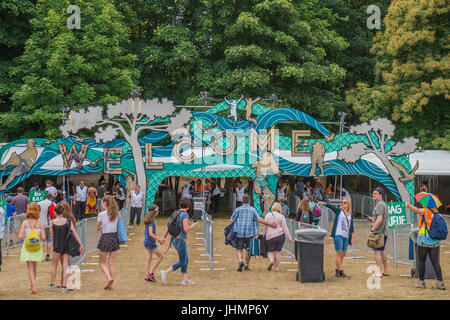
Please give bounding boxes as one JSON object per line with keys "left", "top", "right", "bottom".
{"left": 428, "top": 213, "right": 448, "bottom": 241}
{"left": 117, "top": 215, "right": 128, "bottom": 244}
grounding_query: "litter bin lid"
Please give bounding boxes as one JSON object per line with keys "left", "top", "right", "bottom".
{"left": 410, "top": 227, "right": 419, "bottom": 243}
{"left": 295, "top": 228, "right": 328, "bottom": 244}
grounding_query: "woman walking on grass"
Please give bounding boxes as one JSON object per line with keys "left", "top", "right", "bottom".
{"left": 143, "top": 205, "right": 165, "bottom": 282}
{"left": 48, "top": 203, "right": 83, "bottom": 293}
{"left": 18, "top": 203, "right": 46, "bottom": 294}
{"left": 319, "top": 198, "right": 354, "bottom": 279}
{"left": 263, "top": 202, "right": 293, "bottom": 272}
{"left": 97, "top": 195, "right": 120, "bottom": 290}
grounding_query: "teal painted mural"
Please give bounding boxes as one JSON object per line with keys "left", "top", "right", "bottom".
{"left": 0, "top": 96, "right": 419, "bottom": 219}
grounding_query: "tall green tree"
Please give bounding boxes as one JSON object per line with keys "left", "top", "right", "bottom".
{"left": 122, "top": 0, "right": 349, "bottom": 119}
{"left": 0, "top": 0, "right": 35, "bottom": 117}
{"left": 346, "top": 0, "right": 449, "bottom": 149}
{"left": 199, "top": 0, "right": 349, "bottom": 119}
{"left": 321, "top": 0, "right": 391, "bottom": 89}
{"left": 1, "top": 0, "right": 139, "bottom": 141}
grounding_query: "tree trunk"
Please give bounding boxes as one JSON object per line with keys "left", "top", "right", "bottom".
{"left": 128, "top": 136, "right": 147, "bottom": 205}
{"left": 374, "top": 152, "right": 413, "bottom": 222}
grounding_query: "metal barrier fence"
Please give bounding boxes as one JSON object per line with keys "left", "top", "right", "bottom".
{"left": 200, "top": 211, "right": 215, "bottom": 277}
{"left": 2, "top": 202, "right": 131, "bottom": 271}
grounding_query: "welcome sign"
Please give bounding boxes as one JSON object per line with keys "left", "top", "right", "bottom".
{"left": 0, "top": 96, "right": 418, "bottom": 217}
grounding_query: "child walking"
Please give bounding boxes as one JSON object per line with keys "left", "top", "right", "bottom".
{"left": 144, "top": 205, "right": 165, "bottom": 282}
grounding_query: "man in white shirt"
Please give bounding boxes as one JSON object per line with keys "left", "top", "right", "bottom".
{"left": 128, "top": 185, "right": 145, "bottom": 226}
{"left": 38, "top": 193, "right": 55, "bottom": 261}
{"left": 73, "top": 180, "right": 88, "bottom": 221}
{"left": 234, "top": 181, "right": 247, "bottom": 208}
{"left": 276, "top": 181, "right": 287, "bottom": 201}
{"left": 45, "top": 180, "right": 57, "bottom": 198}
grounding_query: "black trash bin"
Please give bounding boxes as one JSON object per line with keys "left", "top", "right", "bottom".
{"left": 410, "top": 228, "right": 438, "bottom": 279}
{"left": 295, "top": 228, "right": 328, "bottom": 283}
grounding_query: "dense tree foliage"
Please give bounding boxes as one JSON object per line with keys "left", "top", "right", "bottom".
{"left": 346, "top": 0, "right": 449, "bottom": 149}
{"left": 0, "top": 0, "right": 447, "bottom": 149}
{"left": 1, "top": 0, "right": 138, "bottom": 140}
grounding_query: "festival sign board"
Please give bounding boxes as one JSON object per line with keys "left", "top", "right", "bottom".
{"left": 0, "top": 95, "right": 418, "bottom": 220}
{"left": 387, "top": 202, "right": 408, "bottom": 228}
{"left": 29, "top": 190, "right": 48, "bottom": 203}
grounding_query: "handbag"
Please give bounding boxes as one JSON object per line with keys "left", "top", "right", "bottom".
{"left": 367, "top": 232, "right": 384, "bottom": 249}
{"left": 248, "top": 237, "right": 260, "bottom": 256}
{"left": 117, "top": 215, "right": 128, "bottom": 244}
{"left": 66, "top": 219, "right": 81, "bottom": 257}
{"left": 259, "top": 234, "right": 268, "bottom": 258}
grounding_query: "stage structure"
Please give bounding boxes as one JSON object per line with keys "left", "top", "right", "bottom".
{"left": 0, "top": 95, "right": 419, "bottom": 219}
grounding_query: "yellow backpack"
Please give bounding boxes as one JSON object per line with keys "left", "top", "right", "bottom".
{"left": 24, "top": 220, "right": 41, "bottom": 252}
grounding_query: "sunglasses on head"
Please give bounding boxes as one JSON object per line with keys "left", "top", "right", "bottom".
{"left": 341, "top": 201, "right": 349, "bottom": 204}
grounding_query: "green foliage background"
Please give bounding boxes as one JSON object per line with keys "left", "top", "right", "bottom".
{"left": 0, "top": 0, "right": 448, "bottom": 149}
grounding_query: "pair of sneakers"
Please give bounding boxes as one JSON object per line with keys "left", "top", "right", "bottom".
{"left": 144, "top": 273, "right": 156, "bottom": 282}
{"left": 160, "top": 270, "right": 195, "bottom": 285}
{"left": 47, "top": 284, "right": 68, "bottom": 293}
{"left": 237, "top": 262, "right": 250, "bottom": 272}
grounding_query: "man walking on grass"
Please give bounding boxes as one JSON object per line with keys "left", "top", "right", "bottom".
{"left": 230, "top": 195, "right": 275, "bottom": 272}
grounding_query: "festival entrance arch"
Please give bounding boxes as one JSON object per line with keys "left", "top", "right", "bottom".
{"left": 0, "top": 95, "right": 419, "bottom": 221}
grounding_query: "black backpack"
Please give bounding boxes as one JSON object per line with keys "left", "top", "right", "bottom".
{"left": 167, "top": 210, "right": 182, "bottom": 238}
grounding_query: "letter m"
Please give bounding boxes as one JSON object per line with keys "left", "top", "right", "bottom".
{"left": 250, "top": 127, "right": 275, "bottom": 153}
{"left": 58, "top": 144, "right": 89, "bottom": 170}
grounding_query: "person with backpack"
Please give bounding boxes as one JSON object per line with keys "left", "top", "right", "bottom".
{"left": 38, "top": 193, "right": 56, "bottom": 261}
{"left": 296, "top": 199, "right": 313, "bottom": 226}
{"left": 319, "top": 198, "right": 354, "bottom": 279}
{"left": 47, "top": 203, "right": 84, "bottom": 293}
{"left": 406, "top": 201, "right": 445, "bottom": 290}
{"left": 143, "top": 205, "right": 165, "bottom": 282}
{"left": 279, "top": 197, "right": 290, "bottom": 218}
{"left": 263, "top": 202, "right": 293, "bottom": 272}
{"left": 96, "top": 195, "right": 120, "bottom": 290}
{"left": 309, "top": 196, "right": 322, "bottom": 226}
{"left": 18, "top": 203, "right": 47, "bottom": 294}
{"left": 160, "top": 197, "right": 199, "bottom": 285}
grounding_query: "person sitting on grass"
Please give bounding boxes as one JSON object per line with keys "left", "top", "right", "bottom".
{"left": 143, "top": 205, "right": 165, "bottom": 282}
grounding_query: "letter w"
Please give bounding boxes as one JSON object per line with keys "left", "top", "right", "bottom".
{"left": 58, "top": 144, "right": 89, "bottom": 170}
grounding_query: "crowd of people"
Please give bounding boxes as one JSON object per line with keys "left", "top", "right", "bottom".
{"left": 0, "top": 176, "right": 445, "bottom": 294}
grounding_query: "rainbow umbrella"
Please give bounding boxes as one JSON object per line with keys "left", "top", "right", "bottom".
{"left": 414, "top": 192, "right": 442, "bottom": 208}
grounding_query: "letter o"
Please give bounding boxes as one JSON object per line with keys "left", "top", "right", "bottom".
{"left": 210, "top": 130, "right": 236, "bottom": 156}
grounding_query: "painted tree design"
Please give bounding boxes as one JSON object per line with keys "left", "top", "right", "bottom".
{"left": 337, "top": 118, "right": 419, "bottom": 202}
{"left": 60, "top": 97, "right": 193, "bottom": 198}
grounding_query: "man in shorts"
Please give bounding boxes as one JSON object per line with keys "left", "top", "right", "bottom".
{"left": 368, "top": 187, "right": 389, "bottom": 278}
{"left": 230, "top": 195, "right": 275, "bottom": 272}
{"left": 38, "top": 193, "right": 55, "bottom": 261}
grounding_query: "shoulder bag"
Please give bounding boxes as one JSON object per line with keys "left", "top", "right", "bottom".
{"left": 66, "top": 219, "right": 81, "bottom": 257}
